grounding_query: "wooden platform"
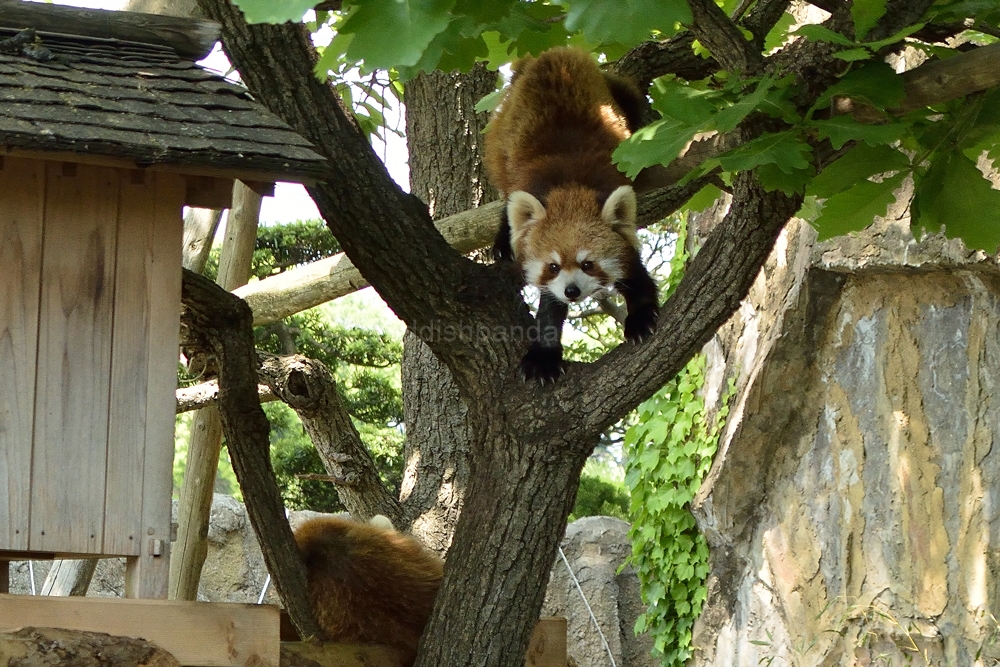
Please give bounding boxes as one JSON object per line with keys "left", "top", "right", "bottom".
{"left": 0, "top": 594, "right": 279, "bottom": 667}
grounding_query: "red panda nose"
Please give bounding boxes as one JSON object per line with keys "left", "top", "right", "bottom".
{"left": 564, "top": 284, "right": 581, "bottom": 300}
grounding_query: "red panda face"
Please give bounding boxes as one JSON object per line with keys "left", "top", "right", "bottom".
{"left": 507, "top": 185, "right": 640, "bottom": 304}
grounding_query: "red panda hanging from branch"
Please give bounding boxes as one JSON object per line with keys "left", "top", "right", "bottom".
{"left": 484, "top": 47, "right": 660, "bottom": 383}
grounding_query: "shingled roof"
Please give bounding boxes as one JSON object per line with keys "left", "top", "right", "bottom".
{"left": 0, "top": 4, "right": 328, "bottom": 183}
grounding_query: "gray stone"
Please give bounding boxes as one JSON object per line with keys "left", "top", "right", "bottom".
{"left": 543, "top": 516, "right": 655, "bottom": 667}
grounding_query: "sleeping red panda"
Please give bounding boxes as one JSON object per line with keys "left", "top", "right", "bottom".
{"left": 484, "top": 47, "right": 659, "bottom": 383}
{"left": 292, "top": 515, "right": 443, "bottom": 667}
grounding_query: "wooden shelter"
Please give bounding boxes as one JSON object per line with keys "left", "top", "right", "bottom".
{"left": 0, "top": 0, "right": 326, "bottom": 611}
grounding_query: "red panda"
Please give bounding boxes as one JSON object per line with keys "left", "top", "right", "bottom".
{"left": 484, "top": 47, "right": 659, "bottom": 383}
{"left": 292, "top": 515, "right": 443, "bottom": 667}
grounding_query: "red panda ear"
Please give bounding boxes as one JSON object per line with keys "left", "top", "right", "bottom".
{"left": 601, "top": 186, "right": 640, "bottom": 250}
{"left": 507, "top": 191, "right": 546, "bottom": 246}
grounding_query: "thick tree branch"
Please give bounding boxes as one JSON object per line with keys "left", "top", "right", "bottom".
{"left": 179, "top": 269, "right": 323, "bottom": 641}
{"left": 257, "top": 354, "right": 403, "bottom": 525}
{"left": 237, "top": 179, "right": 707, "bottom": 326}
{"left": 686, "top": 0, "right": 763, "bottom": 73}
{"left": 194, "top": 0, "right": 527, "bottom": 395}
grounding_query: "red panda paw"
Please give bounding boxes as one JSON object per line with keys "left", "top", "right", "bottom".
{"left": 624, "top": 305, "right": 659, "bottom": 344}
{"left": 520, "top": 345, "right": 565, "bottom": 384}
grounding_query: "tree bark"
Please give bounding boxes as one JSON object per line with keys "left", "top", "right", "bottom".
{"left": 399, "top": 63, "right": 497, "bottom": 553}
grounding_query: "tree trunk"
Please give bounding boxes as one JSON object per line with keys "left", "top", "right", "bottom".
{"left": 400, "top": 64, "right": 498, "bottom": 552}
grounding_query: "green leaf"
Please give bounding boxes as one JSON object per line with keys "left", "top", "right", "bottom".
{"left": 763, "top": 11, "right": 797, "bottom": 53}
{"left": 559, "top": 0, "right": 691, "bottom": 46}
{"left": 613, "top": 118, "right": 699, "bottom": 178}
{"left": 811, "top": 117, "right": 908, "bottom": 149}
{"left": 686, "top": 184, "right": 723, "bottom": 212}
{"left": 500, "top": 3, "right": 572, "bottom": 57}
{"left": 809, "top": 144, "right": 911, "bottom": 198}
{"left": 833, "top": 47, "right": 873, "bottom": 62}
{"left": 912, "top": 153, "right": 1000, "bottom": 252}
{"left": 757, "top": 162, "right": 815, "bottom": 195}
{"left": 851, "top": 0, "right": 887, "bottom": 41}
{"left": 337, "top": 0, "right": 458, "bottom": 70}
{"left": 815, "top": 61, "right": 905, "bottom": 113}
{"left": 715, "top": 131, "right": 812, "bottom": 174}
{"left": 231, "top": 0, "right": 317, "bottom": 23}
{"left": 812, "top": 173, "right": 905, "bottom": 240}
{"left": 649, "top": 78, "right": 722, "bottom": 125}
{"left": 792, "top": 24, "right": 855, "bottom": 46}
{"left": 712, "top": 76, "right": 778, "bottom": 133}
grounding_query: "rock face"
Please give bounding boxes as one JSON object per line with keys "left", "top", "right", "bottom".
{"left": 691, "top": 214, "right": 1000, "bottom": 665}
{"left": 543, "top": 516, "right": 655, "bottom": 667}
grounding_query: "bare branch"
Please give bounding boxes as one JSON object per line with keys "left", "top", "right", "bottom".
{"left": 175, "top": 380, "right": 275, "bottom": 413}
{"left": 180, "top": 269, "right": 323, "bottom": 641}
{"left": 257, "top": 353, "right": 403, "bottom": 525}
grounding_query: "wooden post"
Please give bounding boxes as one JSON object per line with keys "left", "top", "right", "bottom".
{"left": 169, "top": 181, "right": 262, "bottom": 601}
{"left": 41, "top": 560, "right": 97, "bottom": 596}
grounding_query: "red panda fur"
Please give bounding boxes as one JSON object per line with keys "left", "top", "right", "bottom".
{"left": 484, "top": 47, "right": 644, "bottom": 298}
{"left": 484, "top": 47, "right": 637, "bottom": 198}
{"left": 292, "top": 515, "right": 443, "bottom": 667}
{"left": 484, "top": 47, "right": 659, "bottom": 382}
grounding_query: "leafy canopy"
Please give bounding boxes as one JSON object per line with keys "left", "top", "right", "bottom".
{"left": 233, "top": 0, "right": 1000, "bottom": 253}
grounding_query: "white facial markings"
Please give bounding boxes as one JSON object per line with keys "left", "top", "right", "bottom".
{"left": 598, "top": 258, "right": 624, "bottom": 284}
{"left": 548, "top": 267, "right": 605, "bottom": 304}
{"left": 576, "top": 249, "right": 591, "bottom": 264}
{"left": 523, "top": 260, "right": 545, "bottom": 287}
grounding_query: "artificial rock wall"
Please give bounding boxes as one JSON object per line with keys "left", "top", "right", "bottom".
{"left": 692, "top": 214, "right": 1000, "bottom": 666}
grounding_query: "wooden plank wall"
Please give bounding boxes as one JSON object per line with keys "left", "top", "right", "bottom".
{"left": 0, "top": 157, "right": 181, "bottom": 563}
{"left": 0, "top": 157, "right": 45, "bottom": 552}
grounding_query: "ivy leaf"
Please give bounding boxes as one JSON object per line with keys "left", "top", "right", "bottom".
{"left": 337, "top": 0, "right": 458, "bottom": 70}
{"left": 912, "top": 153, "right": 1000, "bottom": 253}
{"left": 231, "top": 0, "right": 317, "bottom": 23}
{"left": 852, "top": 0, "right": 887, "bottom": 41}
{"left": 812, "top": 173, "right": 905, "bottom": 240}
{"left": 809, "top": 143, "right": 911, "bottom": 198}
{"left": 815, "top": 61, "right": 905, "bottom": 113}
{"left": 811, "top": 116, "right": 908, "bottom": 149}
{"left": 558, "top": 0, "right": 691, "bottom": 47}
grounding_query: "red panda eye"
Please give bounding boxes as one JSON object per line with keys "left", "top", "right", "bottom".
{"left": 548, "top": 262, "right": 560, "bottom": 273}
{"left": 581, "top": 260, "right": 594, "bottom": 272}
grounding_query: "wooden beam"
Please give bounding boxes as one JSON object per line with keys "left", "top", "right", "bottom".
{"left": 0, "top": 594, "right": 279, "bottom": 667}
{"left": 0, "top": 148, "right": 310, "bottom": 190}
{"left": 0, "top": 0, "right": 219, "bottom": 60}
{"left": 185, "top": 175, "right": 235, "bottom": 209}
{"left": 279, "top": 617, "right": 568, "bottom": 667}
